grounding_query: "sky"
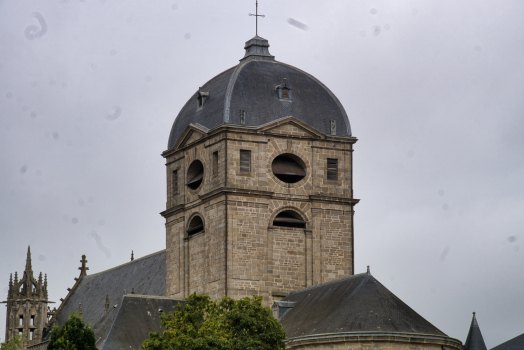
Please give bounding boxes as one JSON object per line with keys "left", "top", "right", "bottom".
{"left": 1, "top": 0, "right": 524, "bottom": 346}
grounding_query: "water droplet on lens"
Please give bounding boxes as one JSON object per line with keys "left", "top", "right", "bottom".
{"left": 507, "top": 236, "right": 517, "bottom": 243}
{"left": 30, "top": 111, "right": 37, "bottom": 118}
{"left": 6, "top": 92, "right": 13, "bottom": 99}
{"left": 98, "top": 219, "right": 105, "bottom": 226}
{"left": 20, "top": 165, "right": 28, "bottom": 174}
{"left": 171, "top": 3, "right": 178, "bottom": 10}
{"left": 442, "top": 204, "right": 449, "bottom": 210}
{"left": 438, "top": 189, "right": 445, "bottom": 196}
{"left": 475, "top": 45, "right": 482, "bottom": 52}
{"left": 370, "top": 8, "right": 377, "bottom": 14}
{"left": 110, "top": 49, "right": 117, "bottom": 56}
{"left": 184, "top": 33, "right": 191, "bottom": 40}
{"left": 72, "top": 217, "right": 78, "bottom": 224}
{"left": 373, "top": 26, "right": 381, "bottom": 36}
{"left": 52, "top": 131, "right": 59, "bottom": 140}
{"left": 78, "top": 199, "right": 85, "bottom": 206}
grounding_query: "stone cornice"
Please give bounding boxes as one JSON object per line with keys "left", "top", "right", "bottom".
{"left": 285, "top": 332, "right": 462, "bottom": 349}
{"left": 309, "top": 195, "right": 360, "bottom": 205}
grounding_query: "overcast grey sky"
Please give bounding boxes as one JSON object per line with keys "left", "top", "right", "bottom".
{"left": 1, "top": 0, "right": 524, "bottom": 346}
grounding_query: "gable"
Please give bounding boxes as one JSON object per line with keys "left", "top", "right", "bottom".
{"left": 180, "top": 130, "right": 205, "bottom": 147}
{"left": 258, "top": 118, "right": 324, "bottom": 139}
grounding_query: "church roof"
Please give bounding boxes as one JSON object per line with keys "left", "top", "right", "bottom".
{"left": 92, "top": 295, "right": 182, "bottom": 350}
{"left": 55, "top": 250, "right": 166, "bottom": 333}
{"left": 167, "top": 36, "right": 351, "bottom": 150}
{"left": 280, "top": 271, "right": 447, "bottom": 339}
{"left": 463, "top": 313, "right": 488, "bottom": 350}
{"left": 491, "top": 332, "right": 524, "bottom": 350}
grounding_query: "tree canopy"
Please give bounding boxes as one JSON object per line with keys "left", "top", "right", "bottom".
{"left": 47, "top": 312, "right": 97, "bottom": 350}
{"left": 1, "top": 335, "right": 23, "bottom": 350}
{"left": 142, "top": 293, "right": 286, "bottom": 350}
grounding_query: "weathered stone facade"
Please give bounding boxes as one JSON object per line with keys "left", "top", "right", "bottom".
{"left": 161, "top": 117, "right": 359, "bottom": 305}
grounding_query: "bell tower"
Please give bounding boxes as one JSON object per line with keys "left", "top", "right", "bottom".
{"left": 3, "top": 247, "right": 49, "bottom": 349}
{"left": 162, "top": 36, "right": 359, "bottom": 305}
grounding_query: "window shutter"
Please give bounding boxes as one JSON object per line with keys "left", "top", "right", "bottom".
{"left": 327, "top": 158, "right": 338, "bottom": 180}
{"left": 240, "top": 150, "right": 251, "bottom": 173}
{"left": 213, "top": 152, "right": 218, "bottom": 175}
{"left": 172, "top": 170, "right": 178, "bottom": 194}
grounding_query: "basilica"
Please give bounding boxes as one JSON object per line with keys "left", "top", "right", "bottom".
{"left": 3, "top": 35, "right": 516, "bottom": 350}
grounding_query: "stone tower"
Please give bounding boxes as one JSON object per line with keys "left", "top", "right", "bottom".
{"left": 161, "top": 36, "right": 359, "bottom": 305}
{"left": 3, "top": 247, "right": 48, "bottom": 348}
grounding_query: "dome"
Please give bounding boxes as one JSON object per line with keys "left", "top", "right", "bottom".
{"left": 167, "top": 36, "right": 352, "bottom": 150}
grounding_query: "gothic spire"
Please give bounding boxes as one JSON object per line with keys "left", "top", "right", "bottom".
{"left": 463, "top": 312, "right": 488, "bottom": 350}
{"left": 25, "top": 245, "right": 33, "bottom": 272}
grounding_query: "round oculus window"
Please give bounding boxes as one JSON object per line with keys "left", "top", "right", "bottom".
{"left": 271, "top": 154, "right": 306, "bottom": 183}
{"left": 186, "top": 160, "right": 204, "bottom": 190}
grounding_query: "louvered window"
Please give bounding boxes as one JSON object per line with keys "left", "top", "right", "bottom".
{"left": 213, "top": 152, "right": 218, "bottom": 175}
{"left": 327, "top": 158, "right": 338, "bottom": 181}
{"left": 172, "top": 170, "right": 178, "bottom": 195}
{"left": 281, "top": 87, "right": 290, "bottom": 99}
{"left": 240, "top": 150, "right": 251, "bottom": 173}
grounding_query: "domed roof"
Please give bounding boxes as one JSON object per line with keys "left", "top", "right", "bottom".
{"left": 167, "top": 36, "right": 352, "bottom": 150}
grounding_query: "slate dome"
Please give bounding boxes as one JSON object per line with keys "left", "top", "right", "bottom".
{"left": 167, "top": 36, "right": 352, "bottom": 150}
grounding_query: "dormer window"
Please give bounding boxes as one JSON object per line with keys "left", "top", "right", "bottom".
{"left": 196, "top": 90, "right": 209, "bottom": 109}
{"left": 275, "top": 79, "right": 292, "bottom": 101}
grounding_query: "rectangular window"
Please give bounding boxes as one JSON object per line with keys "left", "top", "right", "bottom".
{"left": 172, "top": 170, "right": 178, "bottom": 195}
{"left": 240, "top": 150, "right": 251, "bottom": 173}
{"left": 19, "top": 330, "right": 23, "bottom": 337}
{"left": 19, "top": 315, "right": 23, "bottom": 326}
{"left": 30, "top": 330, "right": 34, "bottom": 340}
{"left": 327, "top": 158, "right": 338, "bottom": 181}
{"left": 31, "top": 316, "right": 35, "bottom": 326}
{"left": 213, "top": 151, "right": 218, "bottom": 175}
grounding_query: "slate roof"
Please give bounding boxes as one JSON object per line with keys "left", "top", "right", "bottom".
{"left": 55, "top": 250, "right": 166, "bottom": 334}
{"left": 280, "top": 271, "right": 447, "bottom": 339}
{"left": 464, "top": 313, "right": 488, "bottom": 350}
{"left": 167, "top": 36, "right": 351, "bottom": 150}
{"left": 492, "top": 332, "right": 524, "bottom": 350}
{"left": 93, "top": 295, "right": 182, "bottom": 350}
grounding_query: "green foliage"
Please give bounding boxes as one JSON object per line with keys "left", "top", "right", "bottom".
{"left": 142, "top": 293, "right": 286, "bottom": 350}
{"left": 1, "top": 335, "right": 23, "bottom": 350}
{"left": 47, "top": 312, "right": 97, "bottom": 350}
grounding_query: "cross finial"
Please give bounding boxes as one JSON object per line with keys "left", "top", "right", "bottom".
{"left": 79, "top": 255, "right": 89, "bottom": 277}
{"left": 249, "top": 0, "right": 265, "bottom": 36}
{"left": 131, "top": 250, "right": 134, "bottom": 261}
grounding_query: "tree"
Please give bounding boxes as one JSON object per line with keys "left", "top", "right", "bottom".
{"left": 47, "top": 312, "right": 97, "bottom": 350}
{"left": 142, "top": 293, "right": 286, "bottom": 350}
{"left": 1, "top": 335, "right": 23, "bottom": 350}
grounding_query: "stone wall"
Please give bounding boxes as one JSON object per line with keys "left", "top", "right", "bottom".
{"left": 161, "top": 118, "right": 358, "bottom": 305}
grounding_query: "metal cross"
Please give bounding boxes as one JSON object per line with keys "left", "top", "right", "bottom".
{"left": 249, "top": 0, "right": 265, "bottom": 36}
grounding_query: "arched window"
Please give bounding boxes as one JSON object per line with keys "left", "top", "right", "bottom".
{"left": 186, "top": 160, "right": 204, "bottom": 190}
{"left": 187, "top": 216, "right": 204, "bottom": 236}
{"left": 272, "top": 154, "right": 306, "bottom": 183}
{"left": 273, "top": 210, "right": 306, "bottom": 229}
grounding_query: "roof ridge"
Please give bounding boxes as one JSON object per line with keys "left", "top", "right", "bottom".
{"left": 84, "top": 249, "right": 165, "bottom": 278}
{"left": 222, "top": 60, "right": 252, "bottom": 123}
{"left": 287, "top": 273, "right": 367, "bottom": 296}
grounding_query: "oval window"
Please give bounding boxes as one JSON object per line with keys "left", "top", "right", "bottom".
{"left": 186, "top": 160, "right": 204, "bottom": 190}
{"left": 273, "top": 211, "right": 306, "bottom": 229}
{"left": 187, "top": 216, "right": 204, "bottom": 236}
{"left": 272, "top": 154, "right": 306, "bottom": 183}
